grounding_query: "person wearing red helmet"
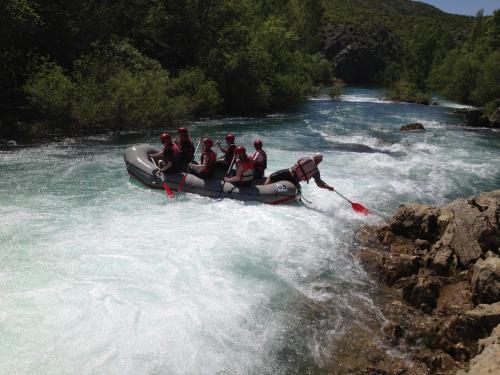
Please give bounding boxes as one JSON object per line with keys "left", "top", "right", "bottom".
{"left": 251, "top": 138, "right": 267, "bottom": 179}
{"left": 216, "top": 133, "right": 236, "bottom": 167}
{"left": 224, "top": 146, "right": 254, "bottom": 187}
{"left": 190, "top": 138, "right": 217, "bottom": 179}
{"left": 265, "top": 153, "right": 334, "bottom": 191}
{"left": 175, "top": 127, "right": 195, "bottom": 165}
{"left": 149, "top": 132, "right": 181, "bottom": 172}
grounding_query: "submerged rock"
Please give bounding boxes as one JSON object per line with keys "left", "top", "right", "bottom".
{"left": 400, "top": 123, "right": 425, "bottom": 132}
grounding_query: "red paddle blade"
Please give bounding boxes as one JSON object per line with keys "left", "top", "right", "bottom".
{"left": 351, "top": 202, "right": 370, "bottom": 215}
{"left": 163, "top": 182, "right": 175, "bottom": 199}
{"left": 177, "top": 174, "right": 187, "bottom": 192}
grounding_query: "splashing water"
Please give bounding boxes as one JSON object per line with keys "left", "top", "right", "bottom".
{"left": 1, "top": 87, "right": 499, "bottom": 374}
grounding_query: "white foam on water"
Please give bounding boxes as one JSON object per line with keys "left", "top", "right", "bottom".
{"left": 1, "top": 89, "right": 499, "bottom": 374}
{"left": 340, "top": 94, "right": 393, "bottom": 104}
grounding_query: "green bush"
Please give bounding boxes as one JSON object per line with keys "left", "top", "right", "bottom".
{"left": 472, "top": 51, "right": 500, "bottom": 106}
{"left": 329, "top": 81, "right": 345, "bottom": 99}
{"left": 306, "top": 53, "right": 333, "bottom": 85}
{"left": 169, "top": 68, "right": 221, "bottom": 117}
{"left": 23, "top": 60, "right": 74, "bottom": 127}
{"left": 387, "top": 79, "right": 430, "bottom": 104}
{"left": 24, "top": 41, "right": 185, "bottom": 132}
{"left": 70, "top": 40, "right": 176, "bottom": 130}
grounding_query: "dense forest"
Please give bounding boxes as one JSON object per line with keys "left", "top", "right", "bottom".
{"left": 1, "top": 0, "right": 499, "bottom": 136}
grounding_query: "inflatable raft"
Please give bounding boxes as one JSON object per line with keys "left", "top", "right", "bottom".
{"left": 124, "top": 144, "right": 300, "bottom": 204}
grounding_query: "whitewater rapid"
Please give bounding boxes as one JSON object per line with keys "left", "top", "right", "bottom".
{"left": 1, "top": 87, "right": 499, "bottom": 374}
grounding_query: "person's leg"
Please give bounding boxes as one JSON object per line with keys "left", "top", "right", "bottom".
{"left": 265, "top": 169, "right": 293, "bottom": 184}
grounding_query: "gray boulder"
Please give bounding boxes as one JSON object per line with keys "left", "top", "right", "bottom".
{"left": 471, "top": 257, "right": 500, "bottom": 305}
{"left": 388, "top": 203, "right": 441, "bottom": 241}
{"left": 432, "top": 192, "right": 500, "bottom": 267}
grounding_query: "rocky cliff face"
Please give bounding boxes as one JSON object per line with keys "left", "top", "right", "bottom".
{"left": 354, "top": 190, "right": 500, "bottom": 374}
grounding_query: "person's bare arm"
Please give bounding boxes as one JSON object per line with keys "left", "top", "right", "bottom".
{"left": 224, "top": 165, "right": 242, "bottom": 182}
{"left": 315, "top": 179, "right": 334, "bottom": 191}
{"left": 191, "top": 155, "right": 207, "bottom": 172}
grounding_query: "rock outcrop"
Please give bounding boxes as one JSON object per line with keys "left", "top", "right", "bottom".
{"left": 458, "top": 323, "right": 500, "bottom": 375}
{"left": 354, "top": 190, "right": 500, "bottom": 373}
{"left": 464, "top": 108, "right": 500, "bottom": 129}
{"left": 472, "top": 257, "right": 500, "bottom": 305}
{"left": 400, "top": 123, "right": 425, "bottom": 132}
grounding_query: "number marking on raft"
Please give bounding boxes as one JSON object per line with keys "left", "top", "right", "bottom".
{"left": 276, "top": 184, "right": 288, "bottom": 193}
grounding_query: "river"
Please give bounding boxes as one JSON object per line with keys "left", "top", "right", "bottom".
{"left": 1, "top": 87, "right": 499, "bottom": 374}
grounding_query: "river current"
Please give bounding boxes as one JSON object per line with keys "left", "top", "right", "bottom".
{"left": 1, "top": 87, "right": 499, "bottom": 374}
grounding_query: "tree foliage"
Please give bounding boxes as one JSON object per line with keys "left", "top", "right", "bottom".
{"left": 428, "top": 10, "right": 500, "bottom": 110}
{"left": 2, "top": 0, "right": 499, "bottom": 136}
{"left": 2, "top": 0, "right": 331, "bottom": 134}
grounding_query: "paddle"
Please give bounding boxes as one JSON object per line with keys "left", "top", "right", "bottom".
{"left": 151, "top": 158, "right": 174, "bottom": 199}
{"left": 177, "top": 138, "right": 202, "bottom": 192}
{"left": 217, "top": 155, "right": 236, "bottom": 199}
{"left": 334, "top": 190, "right": 370, "bottom": 215}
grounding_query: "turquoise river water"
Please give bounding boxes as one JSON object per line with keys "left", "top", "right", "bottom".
{"left": 1, "top": 87, "right": 499, "bottom": 374}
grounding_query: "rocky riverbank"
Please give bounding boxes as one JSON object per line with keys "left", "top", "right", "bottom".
{"left": 352, "top": 190, "right": 500, "bottom": 374}
{"left": 463, "top": 108, "right": 500, "bottom": 129}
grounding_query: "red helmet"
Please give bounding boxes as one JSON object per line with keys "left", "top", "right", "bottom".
{"left": 225, "top": 133, "right": 235, "bottom": 143}
{"left": 160, "top": 132, "right": 171, "bottom": 143}
{"left": 177, "top": 127, "right": 188, "bottom": 135}
{"left": 202, "top": 138, "right": 213, "bottom": 148}
{"left": 254, "top": 139, "right": 263, "bottom": 149}
{"left": 234, "top": 146, "right": 246, "bottom": 156}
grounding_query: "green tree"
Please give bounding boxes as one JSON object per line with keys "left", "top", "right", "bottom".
{"left": 472, "top": 51, "right": 500, "bottom": 106}
{"left": 23, "top": 60, "right": 74, "bottom": 128}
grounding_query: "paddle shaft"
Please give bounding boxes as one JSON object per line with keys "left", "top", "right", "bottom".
{"left": 334, "top": 190, "right": 353, "bottom": 204}
{"left": 151, "top": 157, "right": 174, "bottom": 199}
{"left": 217, "top": 155, "right": 236, "bottom": 199}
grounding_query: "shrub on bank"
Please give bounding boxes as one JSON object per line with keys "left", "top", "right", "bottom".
{"left": 23, "top": 41, "right": 224, "bottom": 133}
{"left": 23, "top": 60, "right": 74, "bottom": 129}
{"left": 168, "top": 68, "right": 221, "bottom": 118}
{"left": 388, "top": 79, "right": 430, "bottom": 104}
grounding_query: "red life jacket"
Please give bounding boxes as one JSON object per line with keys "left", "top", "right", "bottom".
{"left": 237, "top": 158, "right": 254, "bottom": 182}
{"left": 179, "top": 137, "right": 195, "bottom": 162}
{"left": 225, "top": 144, "right": 235, "bottom": 164}
{"left": 163, "top": 143, "right": 180, "bottom": 163}
{"left": 252, "top": 149, "right": 267, "bottom": 175}
{"left": 201, "top": 150, "right": 217, "bottom": 174}
{"left": 293, "top": 157, "right": 318, "bottom": 182}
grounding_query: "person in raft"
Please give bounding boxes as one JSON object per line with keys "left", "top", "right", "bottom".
{"left": 175, "top": 127, "right": 195, "bottom": 165}
{"left": 224, "top": 146, "right": 254, "bottom": 187}
{"left": 264, "top": 153, "right": 334, "bottom": 191}
{"left": 216, "top": 133, "right": 236, "bottom": 167}
{"left": 150, "top": 132, "right": 181, "bottom": 173}
{"left": 190, "top": 138, "right": 217, "bottom": 179}
{"left": 251, "top": 138, "right": 267, "bottom": 179}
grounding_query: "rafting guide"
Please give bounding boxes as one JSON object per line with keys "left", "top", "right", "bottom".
{"left": 264, "top": 153, "right": 334, "bottom": 191}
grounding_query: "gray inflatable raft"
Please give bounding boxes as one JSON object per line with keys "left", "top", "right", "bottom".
{"left": 124, "top": 144, "right": 300, "bottom": 204}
